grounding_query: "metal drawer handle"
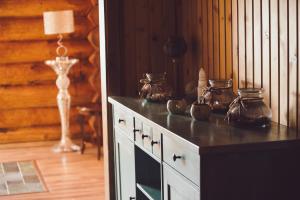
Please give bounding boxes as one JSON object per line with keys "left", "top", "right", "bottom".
{"left": 129, "top": 197, "right": 135, "bottom": 200}
{"left": 118, "top": 119, "right": 125, "bottom": 124}
{"left": 133, "top": 129, "right": 140, "bottom": 133}
{"left": 142, "top": 134, "right": 149, "bottom": 140}
{"left": 151, "top": 140, "right": 159, "bottom": 146}
{"left": 173, "top": 154, "right": 182, "bottom": 162}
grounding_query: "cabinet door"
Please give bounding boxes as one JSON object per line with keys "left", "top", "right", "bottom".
{"left": 115, "top": 128, "right": 136, "bottom": 200}
{"left": 163, "top": 164, "right": 200, "bottom": 200}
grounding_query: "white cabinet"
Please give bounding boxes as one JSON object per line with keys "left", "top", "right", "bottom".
{"left": 115, "top": 128, "right": 136, "bottom": 200}
{"left": 163, "top": 164, "right": 200, "bottom": 200}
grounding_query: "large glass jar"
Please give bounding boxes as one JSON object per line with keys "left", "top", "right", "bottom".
{"left": 139, "top": 73, "right": 172, "bottom": 102}
{"left": 226, "top": 88, "right": 272, "bottom": 127}
{"left": 204, "top": 79, "right": 236, "bottom": 112}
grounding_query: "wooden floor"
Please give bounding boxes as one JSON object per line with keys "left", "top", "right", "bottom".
{"left": 0, "top": 141, "right": 104, "bottom": 200}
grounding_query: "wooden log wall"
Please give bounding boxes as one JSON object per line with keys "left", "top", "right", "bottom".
{"left": 0, "top": 0, "right": 100, "bottom": 143}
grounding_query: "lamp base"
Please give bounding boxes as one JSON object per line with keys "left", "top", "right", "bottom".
{"left": 52, "top": 138, "right": 80, "bottom": 153}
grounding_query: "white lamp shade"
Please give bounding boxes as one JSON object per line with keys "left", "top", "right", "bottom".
{"left": 43, "top": 10, "right": 75, "bottom": 35}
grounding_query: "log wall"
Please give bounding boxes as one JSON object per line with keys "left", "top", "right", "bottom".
{"left": 0, "top": 0, "right": 99, "bottom": 143}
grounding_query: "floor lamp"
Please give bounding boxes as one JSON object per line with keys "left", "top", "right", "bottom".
{"left": 43, "top": 10, "right": 80, "bottom": 153}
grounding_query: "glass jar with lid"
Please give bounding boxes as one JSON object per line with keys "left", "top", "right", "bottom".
{"left": 204, "top": 79, "right": 236, "bottom": 112}
{"left": 226, "top": 88, "right": 272, "bottom": 127}
{"left": 139, "top": 72, "right": 172, "bottom": 102}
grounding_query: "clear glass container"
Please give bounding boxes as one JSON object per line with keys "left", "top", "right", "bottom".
{"left": 139, "top": 73, "right": 172, "bottom": 102}
{"left": 204, "top": 79, "right": 236, "bottom": 112}
{"left": 226, "top": 88, "right": 272, "bottom": 127}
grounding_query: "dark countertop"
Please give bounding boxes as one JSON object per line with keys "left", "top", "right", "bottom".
{"left": 108, "top": 96, "right": 300, "bottom": 154}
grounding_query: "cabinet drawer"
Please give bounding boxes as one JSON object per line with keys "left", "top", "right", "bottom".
{"left": 152, "top": 128, "right": 161, "bottom": 159}
{"left": 163, "top": 134, "right": 200, "bottom": 186}
{"left": 134, "top": 118, "right": 161, "bottom": 159}
{"left": 142, "top": 122, "right": 152, "bottom": 152}
{"left": 134, "top": 119, "right": 153, "bottom": 153}
{"left": 113, "top": 107, "right": 134, "bottom": 140}
{"left": 135, "top": 118, "right": 143, "bottom": 146}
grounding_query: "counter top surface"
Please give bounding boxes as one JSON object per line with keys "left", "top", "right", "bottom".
{"left": 109, "top": 96, "right": 300, "bottom": 154}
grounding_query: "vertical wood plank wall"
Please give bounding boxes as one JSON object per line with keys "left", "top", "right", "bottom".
{"left": 119, "top": 0, "right": 299, "bottom": 128}
{"left": 197, "top": 0, "right": 300, "bottom": 128}
{"left": 120, "top": 0, "right": 174, "bottom": 96}
{"left": 0, "top": 0, "right": 100, "bottom": 143}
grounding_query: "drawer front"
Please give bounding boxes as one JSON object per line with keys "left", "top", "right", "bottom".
{"left": 152, "top": 128, "right": 161, "bottom": 159}
{"left": 163, "top": 134, "right": 200, "bottom": 186}
{"left": 134, "top": 118, "right": 153, "bottom": 153}
{"left": 134, "top": 118, "right": 143, "bottom": 146}
{"left": 113, "top": 107, "right": 134, "bottom": 140}
{"left": 142, "top": 122, "right": 152, "bottom": 152}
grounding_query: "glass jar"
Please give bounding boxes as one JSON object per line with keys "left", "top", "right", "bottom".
{"left": 139, "top": 73, "right": 172, "bottom": 102}
{"left": 204, "top": 79, "right": 236, "bottom": 112}
{"left": 226, "top": 88, "right": 272, "bottom": 127}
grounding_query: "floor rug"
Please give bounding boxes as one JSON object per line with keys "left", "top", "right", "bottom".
{"left": 0, "top": 161, "right": 46, "bottom": 196}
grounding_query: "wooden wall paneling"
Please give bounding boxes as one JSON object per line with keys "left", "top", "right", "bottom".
{"left": 194, "top": 0, "right": 201, "bottom": 76}
{"left": 121, "top": 0, "right": 137, "bottom": 96}
{"left": 261, "top": 0, "right": 270, "bottom": 106}
{"left": 232, "top": 0, "right": 239, "bottom": 91}
{"left": 180, "top": 0, "right": 192, "bottom": 95}
{"left": 185, "top": 0, "right": 300, "bottom": 127}
{"left": 288, "top": 0, "right": 298, "bottom": 128}
{"left": 219, "top": 0, "right": 226, "bottom": 79}
{"left": 238, "top": 0, "right": 246, "bottom": 88}
{"left": 208, "top": 0, "right": 215, "bottom": 78}
{"left": 0, "top": 0, "right": 92, "bottom": 17}
{"left": 135, "top": 0, "right": 151, "bottom": 96}
{"left": 245, "top": 0, "right": 254, "bottom": 88}
{"left": 163, "top": 0, "right": 176, "bottom": 90}
{"left": 253, "top": 0, "right": 262, "bottom": 88}
{"left": 225, "top": 0, "right": 233, "bottom": 80}
{"left": 279, "top": 0, "right": 288, "bottom": 126}
{"left": 201, "top": 0, "right": 209, "bottom": 74}
{"left": 270, "top": 0, "right": 279, "bottom": 123}
{"left": 213, "top": 0, "right": 220, "bottom": 79}
{"left": 149, "top": 0, "right": 164, "bottom": 73}
{"left": 190, "top": 0, "right": 199, "bottom": 85}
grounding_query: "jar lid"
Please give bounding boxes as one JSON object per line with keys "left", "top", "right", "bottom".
{"left": 209, "top": 79, "right": 232, "bottom": 88}
{"left": 238, "top": 88, "right": 264, "bottom": 99}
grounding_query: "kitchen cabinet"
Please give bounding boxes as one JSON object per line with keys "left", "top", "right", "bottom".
{"left": 109, "top": 97, "right": 300, "bottom": 200}
{"left": 115, "top": 127, "right": 136, "bottom": 200}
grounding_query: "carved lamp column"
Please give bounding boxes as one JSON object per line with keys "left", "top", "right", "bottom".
{"left": 43, "top": 10, "right": 80, "bottom": 153}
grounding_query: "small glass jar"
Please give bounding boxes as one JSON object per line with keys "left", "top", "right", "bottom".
{"left": 139, "top": 73, "right": 172, "bottom": 102}
{"left": 226, "top": 88, "right": 272, "bottom": 127}
{"left": 204, "top": 79, "right": 236, "bottom": 112}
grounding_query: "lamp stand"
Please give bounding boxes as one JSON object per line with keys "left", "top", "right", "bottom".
{"left": 45, "top": 56, "right": 80, "bottom": 153}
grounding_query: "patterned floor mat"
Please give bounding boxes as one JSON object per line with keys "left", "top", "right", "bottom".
{"left": 0, "top": 161, "right": 46, "bottom": 196}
